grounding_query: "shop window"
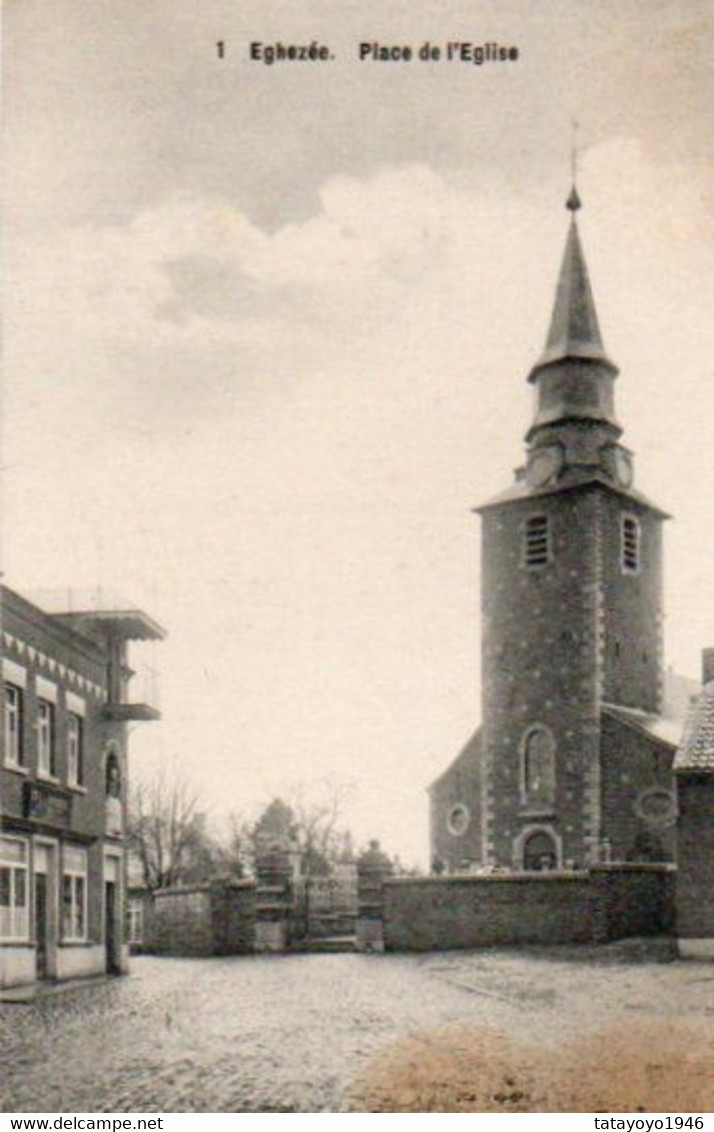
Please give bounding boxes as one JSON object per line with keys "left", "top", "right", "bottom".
{"left": 523, "top": 515, "right": 552, "bottom": 568}
{"left": 67, "top": 714, "right": 84, "bottom": 787}
{"left": 0, "top": 837, "right": 29, "bottom": 940}
{"left": 62, "top": 845, "right": 87, "bottom": 941}
{"left": 4, "top": 683, "right": 24, "bottom": 768}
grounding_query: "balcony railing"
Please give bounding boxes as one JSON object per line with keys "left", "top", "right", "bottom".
{"left": 103, "top": 665, "right": 161, "bottom": 723}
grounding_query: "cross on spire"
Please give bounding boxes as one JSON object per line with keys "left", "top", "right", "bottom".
{"left": 567, "top": 118, "right": 582, "bottom": 212}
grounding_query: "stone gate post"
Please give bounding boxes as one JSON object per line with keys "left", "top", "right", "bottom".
{"left": 355, "top": 840, "right": 393, "bottom": 952}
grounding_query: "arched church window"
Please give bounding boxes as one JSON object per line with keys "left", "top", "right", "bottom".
{"left": 523, "top": 515, "right": 552, "bottom": 568}
{"left": 621, "top": 515, "right": 641, "bottom": 574}
{"left": 521, "top": 726, "right": 556, "bottom": 808}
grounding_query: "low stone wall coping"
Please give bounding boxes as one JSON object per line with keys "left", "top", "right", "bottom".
{"left": 150, "top": 879, "right": 256, "bottom": 900}
{"left": 384, "top": 871, "right": 589, "bottom": 887}
{"left": 152, "top": 885, "right": 213, "bottom": 899}
{"left": 589, "top": 863, "right": 676, "bottom": 874}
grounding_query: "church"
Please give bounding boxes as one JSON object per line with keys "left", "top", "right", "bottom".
{"left": 430, "top": 187, "right": 688, "bottom": 875}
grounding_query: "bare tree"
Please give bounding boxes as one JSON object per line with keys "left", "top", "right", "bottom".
{"left": 128, "top": 770, "right": 214, "bottom": 890}
{"left": 211, "top": 811, "right": 253, "bottom": 879}
{"left": 287, "top": 778, "right": 355, "bottom": 875}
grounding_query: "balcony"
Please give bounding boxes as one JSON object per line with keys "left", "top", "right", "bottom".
{"left": 103, "top": 666, "right": 161, "bottom": 723}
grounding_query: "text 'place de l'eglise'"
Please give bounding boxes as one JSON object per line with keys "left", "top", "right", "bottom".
{"left": 2, "top": 186, "right": 714, "bottom": 991}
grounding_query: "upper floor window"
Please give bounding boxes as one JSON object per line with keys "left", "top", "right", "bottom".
{"left": 4, "top": 684, "right": 24, "bottom": 769}
{"left": 37, "top": 699, "right": 56, "bottom": 778}
{"left": 621, "top": 515, "right": 641, "bottom": 574}
{"left": 523, "top": 514, "right": 552, "bottom": 569}
{"left": 520, "top": 726, "right": 556, "bottom": 809}
{"left": 67, "top": 713, "right": 84, "bottom": 788}
{"left": 0, "top": 836, "right": 29, "bottom": 941}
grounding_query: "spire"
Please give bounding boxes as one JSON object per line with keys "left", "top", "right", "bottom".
{"left": 529, "top": 189, "right": 617, "bottom": 380}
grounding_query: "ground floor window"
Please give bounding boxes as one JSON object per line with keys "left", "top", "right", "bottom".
{"left": 62, "top": 846, "right": 87, "bottom": 940}
{"left": 0, "top": 836, "right": 29, "bottom": 940}
{"left": 127, "top": 898, "right": 144, "bottom": 945}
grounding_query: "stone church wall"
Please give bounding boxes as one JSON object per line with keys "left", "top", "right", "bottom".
{"left": 480, "top": 488, "right": 602, "bottom": 868}
{"left": 429, "top": 730, "right": 483, "bottom": 872}
{"left": 599, "top": 713, "right": 676, "bottom": 863}
{"left": 598, "top": 493, "right": 663, "bottom": 714}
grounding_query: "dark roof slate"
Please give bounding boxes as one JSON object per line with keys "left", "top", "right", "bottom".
{"left": 530, "top": 215, "right": 617, "bottom": 378}
{"left": 675, "top": 682, "right": 714, "bottom": 772}
{"left": 427, "top": 727, "right": 482, "bottom": 793}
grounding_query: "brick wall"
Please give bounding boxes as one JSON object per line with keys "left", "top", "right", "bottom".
{"left": 145, "top": 887, "right": 215, "bottom": 956}
{"left": 589, "top": 864, "right": 675, "bottom": 941}
{"left": 2, "top": 590, "right": 110, "bottom": 842}
{"left": 676, "top": 775, "right": 714, "bottom": 939}
{"left": 144, "top": 881, "right": 258, "bottom": 956}
{"left": 383, "top": 873, "right": 593, "bottom": 951}
{"left": 380, "top": 866, "right": 673, "bottom": 952}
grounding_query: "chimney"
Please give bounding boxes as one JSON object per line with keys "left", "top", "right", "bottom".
{"left": 702, "top": 648, "right": 714, "bottom": 686}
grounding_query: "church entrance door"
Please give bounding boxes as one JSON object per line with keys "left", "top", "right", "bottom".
{"left": 522, "top": 830, "right": 558, "bottom": 871}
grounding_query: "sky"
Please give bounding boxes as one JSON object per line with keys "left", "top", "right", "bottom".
{"left": 3, "top": 0, "right": 713, "bottom": 866}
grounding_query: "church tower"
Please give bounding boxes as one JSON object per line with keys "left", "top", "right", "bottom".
{"left": 476, "top": 188, "right": 668, "bottom": 870}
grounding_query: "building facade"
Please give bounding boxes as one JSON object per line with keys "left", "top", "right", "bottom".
{"left": 674, "top": 649, "right": 714, "bottom": 959}
{"left": 1, "top": 586, "right": 164, "bottom": 989}
{"left": 430, "top": 190, "right": 683, "bottom": 873}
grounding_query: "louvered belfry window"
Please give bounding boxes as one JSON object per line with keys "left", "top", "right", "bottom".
{"left": 621, "top": 515, "right": 641, "bottom": 574}
{"left": 523, "top": 514, "right": 551, "bottom": 568}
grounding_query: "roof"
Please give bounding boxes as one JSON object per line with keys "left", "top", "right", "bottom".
{"left": 674, "top": 682, "right": 714, "bottom": 772}
{"left": 529, "top": 209, "right": 617, "bottom": 380}
{"left": 476, "top": 471, "right": 670, "bottom": 518}
{"left": 601, "top": 702, "right": 682, "bottom": 749}
{"left": 428, "top": 727, "right": 482, "bottom": 792}
{"left": 51, "top": 610, "right": 166, "bottom": 642}
{"left": 21, "top": 587, "right": 166, "bottom": 641}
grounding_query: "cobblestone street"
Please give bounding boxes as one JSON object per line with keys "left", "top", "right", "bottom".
{"left": 2, "top": 949, "right": 714, "bottom": 1112}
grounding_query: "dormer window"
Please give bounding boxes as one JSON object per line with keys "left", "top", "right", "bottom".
{"left": 621, "top": 515, "right": 641, "bottom": 574}
{"left": 523, "top": 515, "right": 552, "bottom": 569}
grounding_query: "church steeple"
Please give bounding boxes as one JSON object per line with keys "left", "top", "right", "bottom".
{"left": 523, "top": 189, "right": 630, "bottom": 487}
{"left": 530, "top": 189, "right": 616, "bottom": 377}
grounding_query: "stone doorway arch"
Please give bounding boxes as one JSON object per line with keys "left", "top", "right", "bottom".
{"left": 519, "top": 827, "right": 561, "bottom": 871}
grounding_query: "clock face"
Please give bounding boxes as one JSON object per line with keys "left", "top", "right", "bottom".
{"left": 614, "top": 450, "right": 633, "bottom": 488}
{"left": 526, "top": 446, "right": 562, "bottom": 488}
